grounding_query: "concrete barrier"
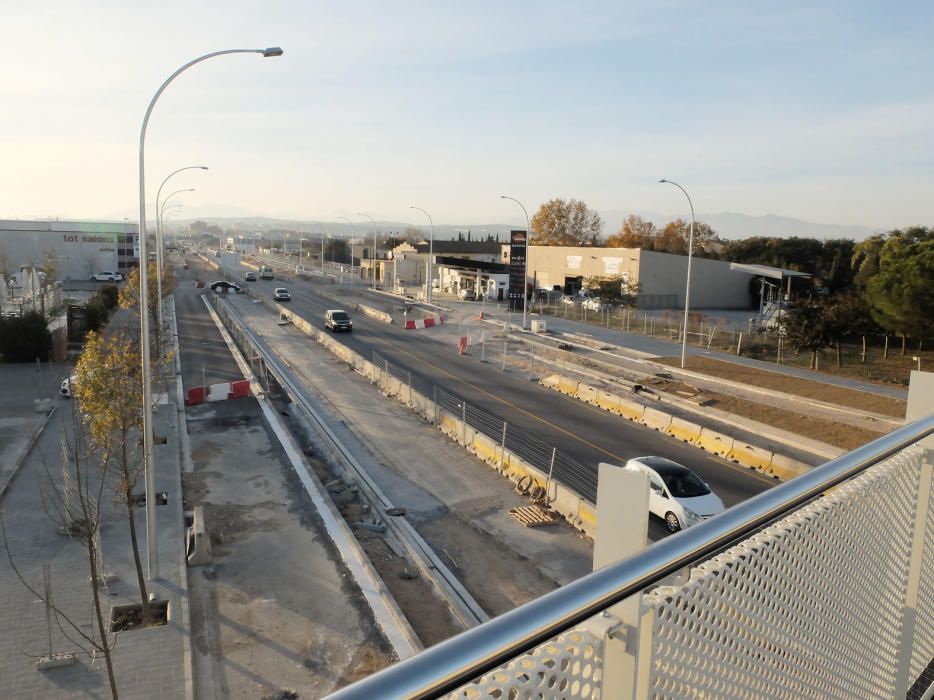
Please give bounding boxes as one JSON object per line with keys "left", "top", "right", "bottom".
{"left": 357, "top": 303, "right": 393, "bottom": 325}
{"left": 666, "top": 416, "right": 702, "bottom": 444}
{"left": 556, "top": 377, "right": 580, "bottom": 397}
{"left": 641, "top": 406, "right": 672, "bottom": 432}
{"left": 727, "top": 441, "right": 774, "bottom": 471}
{"left": 229, "top": 379, "right": 251, "bottom": 399}
{"left": 576, "top": 384, "right": 598, "bottom": 405}
{"left": 767, "top": 453, "right": 810, "bottom": 480}
{"left": 696, "top": 427, "right": 734, "bottom": 457}
{"left": 540, "top": 375, "right": 561, "bottom": 391}
{"left": 616, "top": 397, "right": 645, "bottom": 422}
{"left": 186, "top": 505, "right": 213, "bottom": 566}
{"left": 595, "top": 390, "right": 621, "bottom": 414}
{"left": 206, "top": 382, "right": 232, "bottom": 402}
{"left": 185, "top": 386, "right": 206, "bottom": 406}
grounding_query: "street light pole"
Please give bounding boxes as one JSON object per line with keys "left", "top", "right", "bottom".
{"left": 499, "top": 195, "right": 531, "bottom": 330}
{"left": 338, "top": 216, "right": 356, "bottom": 283}
{"left": 659, "top": 178, "right": 695, "bottom": 369}
{"left": 157, "top": 188, "right": 193, "bottom": 339}
{"left": 155, "top": 166, "right": 207, "bottom": 288}
{"left": 137, "top": 46, "right": 282, "bottom": 580}
{"left": 357, "top": 213, "right": 378, "bottom": 288}
{"left": 410, "top": 206, "right": 434, "bottom": 304}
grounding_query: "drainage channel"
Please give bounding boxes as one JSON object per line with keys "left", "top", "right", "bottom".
{"left": 215, "top": 297, "right": 489, "bottom": 632}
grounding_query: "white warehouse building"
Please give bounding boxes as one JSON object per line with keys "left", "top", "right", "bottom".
{"left": 0, "top": 219, "right": 140, "bottom": 281}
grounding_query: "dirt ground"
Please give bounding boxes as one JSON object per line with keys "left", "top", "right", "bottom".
{"left": 701, "top": 391, "right": 885, "bottom": 451}
{"left": 658, "top": 355, "right": 907, "bottom": 418}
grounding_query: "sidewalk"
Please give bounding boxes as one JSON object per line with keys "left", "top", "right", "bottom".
{"left": 0, "top": 360, "right": 191, "bottom": 699}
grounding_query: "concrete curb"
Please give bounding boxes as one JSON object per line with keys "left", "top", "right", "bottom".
{"left": 166, "top": 296, "right": 196, "bottom": 700}
{"left": 0, "top": 405, "right": 57, "bottom": 503}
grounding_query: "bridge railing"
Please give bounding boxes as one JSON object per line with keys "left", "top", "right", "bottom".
{"left": 328, "top": 415, "right": 934, "bottom": 700}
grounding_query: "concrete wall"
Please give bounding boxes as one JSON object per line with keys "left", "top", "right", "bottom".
{"left": 0, "top": 220, "right": 140, "bottom": 281}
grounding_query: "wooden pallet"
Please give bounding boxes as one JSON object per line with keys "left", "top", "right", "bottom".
{"left": 509, "top": 505, "right": 558, "bottom": 528}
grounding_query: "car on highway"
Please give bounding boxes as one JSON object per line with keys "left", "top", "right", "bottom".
{"left": 91, "top": 271, "right": 123, "bottom": 282}
{"left": 459, "top": 288, "right": 477, "bottom": 301}
{"left": 624, "top": 456, "right": 725, "bottom": 532}
{"left": 244, "top": 271, "right": 257, "bottom": 281}
{"left": 325, "top": 309, "right": 353, "bottom": 332}
{"left": 210, "top": 280, "right": 241, "bottom": 294}
{"left": 273, "top": 287, "right": 291, "bottom": 302}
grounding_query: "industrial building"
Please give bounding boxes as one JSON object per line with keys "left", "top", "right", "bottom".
{"left": 0, "top": 219, "right": 140, "bottom": 281}
{"left": 503, "top": 244, "right": 757, "bottom": 310}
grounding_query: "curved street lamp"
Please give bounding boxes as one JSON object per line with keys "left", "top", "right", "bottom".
{"left": 137, "top": 46, "right": 282, "bottom": 579}
{"left": 658, "top": 178, "right": 695, "bottom": 369}
{"left": 410, "top": 206, "right": 434, "bottom": 303}
{"left": 499, "top": 195, "right": 531, "bottom": 329}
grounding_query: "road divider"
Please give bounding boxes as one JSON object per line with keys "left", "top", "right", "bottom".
{"left": 540, "top": 372, "right": 811, "bottom": 481}
{"left": 356, "top": 303, "right": 393, "bottom": 324}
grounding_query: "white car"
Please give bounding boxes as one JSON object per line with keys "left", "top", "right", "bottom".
{"left": 624, "top": 456, "right": 724, "bottom": 532}
{"left": 581, "top": 297, "right": 604, "bottom": 312}
{"left": 92, "top": 271, "right": 123, "bottom": 282}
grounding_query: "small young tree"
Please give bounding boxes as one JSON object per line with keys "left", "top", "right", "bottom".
{"left": 73, "top": 329, "right": 152, "bottom": 625}
{"left": 119, "top": 261, "right": 175, "bottom": 361}
{"left": 583, "top": 275, "right": 641, "bottom": 306}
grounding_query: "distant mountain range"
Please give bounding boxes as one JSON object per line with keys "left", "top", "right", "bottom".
{"left": 105, "top": 208, "right": 881, "bottom": 242}
{"left": 598, "top": 209, "right": 879, "bottom": 241}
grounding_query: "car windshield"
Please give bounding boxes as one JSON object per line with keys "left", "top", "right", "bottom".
{"left": 662, "top": 470, "right": 710, "bottom": 498}
{"left": 332, "top": 312, "right": 349, "bottom": 321}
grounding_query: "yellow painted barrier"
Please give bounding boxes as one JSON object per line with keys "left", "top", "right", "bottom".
{"left": 695, "top": 428, "right": 734, "bottom": 457}
{"left": 667, "top": 416, "right": 702, "bottom": 444}
{"left": 557, "top": 378, "right": 580, "bottom": 396}
{"left": 540, "top": 375, "right": 561, "bottom": 390}
{"left": 641, "top": 406, "right": 672, "bottom": 432}
{"left": 727, "top": 442, "right": 774, "bottom": 471}
{"left": 616, "top": 397, "right": 645, "bottom": 422}
{"left": 595, "top": 390, "right": 620, "bottom": 413}
{"left": 576, "top": 384, "right": 598, "bottom": 405}
{"left": 767, "top": 453, "right": 810, "bottom": 480}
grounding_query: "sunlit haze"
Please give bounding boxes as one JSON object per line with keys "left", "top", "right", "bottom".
{"left": 3, "top": 1, "right": 933, "bottom": 233}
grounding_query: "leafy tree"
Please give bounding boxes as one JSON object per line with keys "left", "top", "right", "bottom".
{"left": 583, "top": 276, "right": 641, "bottom": 306}
{"left": 119, "top": 261, "right": 175, "bottom": 359}
{"left": 606, "top": 215, "right": 657, "bottom": 248}
{"left": 0, "top": 311, "right": 52, "bottom": 362}
{"left": 862, "top": 227, "right": 934, "bottom": 352}
{"left": 822, "top": 294, "right": 876, "bottom": 367}
{"left": 782, "top": 299, "right": 832, "bottom": 369}
{"left": 74, "top": 329, "right": 154, "bottom": 626}
{"left": 530, "top": 198, "right": 603, "bottom": 246}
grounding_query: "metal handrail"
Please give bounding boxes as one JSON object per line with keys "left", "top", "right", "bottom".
{"left": 328, "top": 413, "right": 934, "bottom": 699}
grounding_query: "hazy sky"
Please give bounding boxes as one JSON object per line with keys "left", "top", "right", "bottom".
{"left": 3, "top": 1, "right": 933, "bottom": 231}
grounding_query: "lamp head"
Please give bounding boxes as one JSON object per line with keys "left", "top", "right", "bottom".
{"left": 262, "top": 47, "right": 284, "bottom": 57}
{"left": 658, "top": 179, "right": 668, "bottom": 183}
{"left": 200, "top": 166, "right": 209, "bottom": 171}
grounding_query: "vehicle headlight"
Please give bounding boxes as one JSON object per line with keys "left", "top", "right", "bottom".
{"left": 683, "top": 507, "right": 702, "bottom": 522}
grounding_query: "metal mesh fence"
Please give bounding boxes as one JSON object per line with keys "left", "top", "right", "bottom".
{"left": 374, "top": 350, "right": 596, "bottom": 502}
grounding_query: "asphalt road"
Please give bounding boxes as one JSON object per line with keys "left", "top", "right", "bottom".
{"left": 172, "top": 256, "right": 244, "bottom": 391}
{"left": 190, "top": 255, "right": 776, "bottom": 523}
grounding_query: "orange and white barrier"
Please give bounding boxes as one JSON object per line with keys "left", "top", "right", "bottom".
{"left": 184, "top": 379, "right": 251, "bottom": 406}
{"left": 404, "top": 315, "right": 444, "bottom": 330}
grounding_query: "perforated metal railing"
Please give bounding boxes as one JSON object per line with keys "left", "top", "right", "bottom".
{"left": 328, "top": 416, "right": 934, "bottom": 700}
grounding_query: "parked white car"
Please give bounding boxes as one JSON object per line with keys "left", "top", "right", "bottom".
{"left": 624, "top": 456, "right": 725, "bottom": 532}
{"left": 91, "top": 271, "right": 123, "bottom": 282}
{"left": 581, "top": 297, "right": 604, "bottom": 312}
